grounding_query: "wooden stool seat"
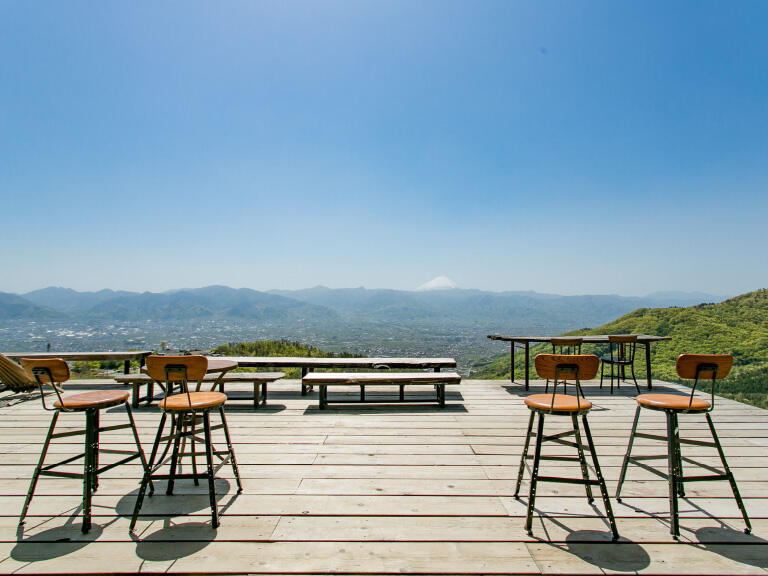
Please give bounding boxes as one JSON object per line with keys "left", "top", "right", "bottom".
{"left": 54, "top": 390, "right": 130, "bottom": 411}
{"left": 525, "top": 393, "right": 592, "bottom": 413}
{"left": 636, "top": 393, "right": 710, "bottom": 412}
{"left": 161, "top": 391, "right": 227, "bottom": 412}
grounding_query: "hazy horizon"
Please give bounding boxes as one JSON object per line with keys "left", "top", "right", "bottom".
{"left": 2, "top": 1, "right": 767, "bottom": 296}
{"left": 4, "top": 279, "right": 736, "bottom": 301}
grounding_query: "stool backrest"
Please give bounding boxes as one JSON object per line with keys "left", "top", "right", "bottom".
{"left": 675, "top": 353, "right": 733, "bottom": 412}
{"left": 535, "top": 354, "right": 599, "bottom": 381}
{"left": 145, "top": 355, "right": 208, "bottom": 383}
{"left": 550, "top": 337, "right": 583, "bottom": 355}
{"left": 676, "top": 354, "right": 732, "bottom": 380}
{"left": 146, "top": 355, "right": 208, "bottom": 410}
{"left": 19, "top": 358, "right": 70, "bottom": 411}
{"left": 608, "top": 334, "right": 637, "bottom": 362}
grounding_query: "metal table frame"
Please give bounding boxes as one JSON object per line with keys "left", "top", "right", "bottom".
{"left": 487, "top": 334, "right": 671, "bottom": 390}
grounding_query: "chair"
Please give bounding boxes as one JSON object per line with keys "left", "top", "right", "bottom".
{"left": 18, "top": 358, "right": 147, "bottom": 533}
{"left": 0, "top": 353, "right": 37, "bottom": 392}
{"left": 130, "top": 355, "right": 242, "bottom": 531}
{"left": 600, "top": 335, "right": 639, "bottom": 393}
{"left": 514, "top": 354, "right": 619, "bottom": 540}
{"left": 615, "top": 354, "right": 751, "bottom": 538}
{"left": 546, "top": 337, "right": 584, "bottom": 395}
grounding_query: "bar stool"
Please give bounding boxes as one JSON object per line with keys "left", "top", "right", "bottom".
{"left": 515, "top": 354, "right": 618, "bottom": 540}
{"left": 130, "top": 355, "right": 242, "bottom": 531}
{"left": 18, "top": 358, "right": 148, "bottom": 533}
{"left": 600, "top": 334, "right": 639, "bottom": 393}
{"left": 616, "top": 353, "right": 751, "bottom": 538}
{"left": 545, "top": 337, "right": 584, "bottom": 396}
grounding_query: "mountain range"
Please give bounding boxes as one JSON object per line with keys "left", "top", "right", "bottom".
{"left": 3, "top": 285, "right": 725, "bottom": 333}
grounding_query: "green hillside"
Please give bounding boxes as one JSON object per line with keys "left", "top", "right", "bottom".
{"left": 476, "top": 289, "right": 768, "bottom": 408}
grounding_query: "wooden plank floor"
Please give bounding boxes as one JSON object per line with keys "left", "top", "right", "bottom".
{"left": 0, "top": 378, "right": 766, "bottom": 574}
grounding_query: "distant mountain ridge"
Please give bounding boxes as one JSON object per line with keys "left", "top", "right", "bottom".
{"left": 269, "top": 286, "right": 725, "bottom": 330}
{"left": 23, "top": 287, "right": 138, "bottom": 315}
{"left": 4, "top": 285, "right": 727, "bottom": 329}
{"left": 0, "top": 292, "right": 66, "bottom": 320}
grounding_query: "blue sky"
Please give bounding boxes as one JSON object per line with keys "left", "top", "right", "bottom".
{"left": 1, "top": 1, "right": 766, "bottom": 296}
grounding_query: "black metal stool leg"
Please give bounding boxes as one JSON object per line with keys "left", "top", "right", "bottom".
{"left": 19, "top": 411, "right": 59, "bottom": 526}
{"left": 131, "top": 412, "right": 167, "bottom": 531}
{"left": 166, "top": 413, "right": 185, "bottom": 495}
{"left": 514, "top": 411, "right": 535, "bottom": 498}
{"left": 705, "top": 413, "right": 752, "bottom": 534}
{"left": 599, "top": 363, "right": 604, "bottom": 389}
{"left": 219, "top": 407, "right": 243, "bottom": 493}
{"left": 630, "top": 363, "right": 640, "bottom": 393}
{"left": 92, "top": 410, "right": 100, "bottom": 493}
{"left": 572, "top": 413, "right": 594, "bottom": 503}
{"left": 616, "top": 405, "right": 641, "bottom": 502}
{"left": 581, "top": 414, "right": 619, "bottom": 541}
{"left": 610, "top": 363, "right": 615, "bottom": 394}
{"left": 524, "top": 412, "right": 545, "bottom": 536}
{"left": 665, "top": 411, "right": 680, "bottom": 538}
{"left": 125, "top": 403, "right": 153, "bottom": 492}
{"left": 189, "top": 415, "right": 200, "bottom": 486}
{"left": 203, "top": 412, "right": 219, "bottom": 528}
{"left": 82, "top": 409, "right": 96, "bottom": 533}
{"left": 673, "top": 412, "right": 685, "bottom": 497}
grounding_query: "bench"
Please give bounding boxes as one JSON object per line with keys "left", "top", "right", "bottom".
{"left": 219, "top": 356, "right": 458, "bottom": 395}
{"left": 302, "top": 372, "right": 462, "bottom": 409}
{"left": 114, "top": 372, "right": 285, "bottom": 408}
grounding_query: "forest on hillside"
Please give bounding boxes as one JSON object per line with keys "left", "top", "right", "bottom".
{"left": 476, "top": 289, "right": 768, "bottom": 409}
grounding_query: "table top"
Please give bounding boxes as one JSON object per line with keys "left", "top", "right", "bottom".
{"left": 4, "top": 351, "right": 153, "bottom": 362}
{"left": 205, "top": 357, "right": 238, "bottom": 373}
{"left": 487, "top": 334, "right": 671, "bottom": 343}
{"left": 223, "top": 356, "right": 457, "bottom": 369}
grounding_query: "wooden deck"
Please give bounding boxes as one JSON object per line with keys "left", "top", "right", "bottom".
{"left": 0, "top": 378, "right": 766, "bottom": 574}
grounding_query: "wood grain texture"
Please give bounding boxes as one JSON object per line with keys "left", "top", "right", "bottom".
{"left": 0, "top": 376, "right": 765, "bottom": 575}
{"left": 145, "top": 354, "right": 209, "bottom": 382}
{"left": 534, "top": 354, "right": 599, "bottom": 380}
{"left": 19, "top": 357, "right": 71, "bottom": 383}
{"left": 677, "top": 353, "right": 733, "bottom": 380}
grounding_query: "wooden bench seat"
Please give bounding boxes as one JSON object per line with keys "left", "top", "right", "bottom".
{"left": 220, "top": 356, "right": 458, "bottom": 395}
{"left": 302, "top": 372, "right": 462, "bottom": 409}
{"left": 114, "top": 372, "right": 284, "bottom": 408}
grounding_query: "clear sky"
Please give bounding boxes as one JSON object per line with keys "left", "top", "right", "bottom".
{"left": 1, "top": 1, "right": 766, "bottom": 296}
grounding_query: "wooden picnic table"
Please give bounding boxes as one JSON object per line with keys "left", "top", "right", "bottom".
{"left": 3, "top": 350, "right": 153, "bottom": 374}
{"left": 219, "top": 356, "right": 457, "bottom": 395}
{"left": 487, "top": 334, "right": 671, "bottom": 390}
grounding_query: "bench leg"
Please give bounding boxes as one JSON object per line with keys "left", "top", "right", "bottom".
{"left": 132, "top": 383, "right": 140, "bottom": 408}
{"left": 360, "top": 385, "right": 365, "bottom": 402}
{"left": 253, "top": 382, "right": 260, "bottom": 409}
{"left": 301, "top": 368, "right": 311, "bottom": 395}
{"left": 438, "top": 385, "right": 445, "bottom": 408}
{"left": 400, "top": 384, "right": 405, "bottom": 401}
{"left": 262, "top": 382, "right": 267, "bottom": 405}
{"left": 319, "top": 386, "right": 327, "bottom": 410}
